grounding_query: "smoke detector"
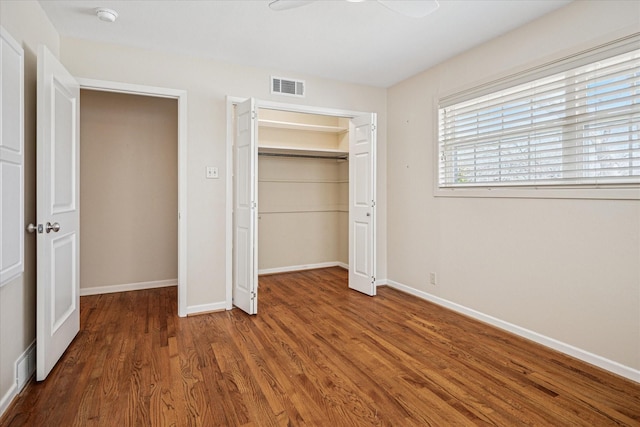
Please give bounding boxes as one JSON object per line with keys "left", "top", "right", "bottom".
{"left": 96, "top": 8, "right": 118, "bottom": 23}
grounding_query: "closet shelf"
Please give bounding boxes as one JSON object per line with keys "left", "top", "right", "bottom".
{"left": 258, "top": 145, "right": 348, "bottom": 159}
{"left": 259, "top": 179, "right": 349, "bottom": 184}
{"left": 258, "top": 119, "right": 348, "bottom": 134}
{"left": 259, "top": 208, "right": 349, "bottom": 215}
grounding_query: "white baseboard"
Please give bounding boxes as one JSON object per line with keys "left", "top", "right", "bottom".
{"left": 186, "top": 301, "right": 227, "bottom": 315}
{"left": 80, "top": 279, "right": 177, "bottom": 296}
{"left": 258, "top": 261, "right": 348, "bottom": 275}
{"left": 0, "top": 341, "right": 35, "bottom": 419}
{"left": 385, "top": 279, "right": 640, "bottom": 384}
{"left": 0, "top": 384, "right": 15, "bottom": 421}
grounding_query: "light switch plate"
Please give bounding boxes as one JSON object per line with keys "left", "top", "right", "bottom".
{"left": 206, "top": 166, "right": 219, "bottom": 179}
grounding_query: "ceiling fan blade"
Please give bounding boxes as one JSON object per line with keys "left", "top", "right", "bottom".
{"left": 269, "top": 0, "right": 316, "bottom": 11}
{"left": 377, "top": 0, "right": 440, "bottom": 18}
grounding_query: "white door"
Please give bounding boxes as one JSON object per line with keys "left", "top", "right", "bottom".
{"left": 349, "top": 114, "right": 376, "bottom": 296}
{"left": 36, "top": 46, "right": 80, "bottom": 381}
{"left": 232, "top": 98, "right": 258, "bottom": 314}
{"left": 0, "top": 27, "right": 24, "bottom": 286}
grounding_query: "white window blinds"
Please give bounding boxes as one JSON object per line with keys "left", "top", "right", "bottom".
{"left": 438, "top": 42, "right": 640, "bottom": 189}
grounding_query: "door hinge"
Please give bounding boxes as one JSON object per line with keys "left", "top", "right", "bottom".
{"left": 371, "top": 200, "right": 376, "bottom": 208}
{"left": 251, "top": 110, "right": 257, "bottom": 120}
{"left": 251, "top": 201, "right": 257, "bottom": 209}
{"left": 371, "top": 277, "right": 376, "bottom": 284}
{"left": 372, "top": 124, "right": 376, "bottom": 132}
{"left": 250, "top": 291, "right": 257, "bottom": 300}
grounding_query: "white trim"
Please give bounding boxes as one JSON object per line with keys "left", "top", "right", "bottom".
{"left": 225, "top": 96, "right": 241, "bottom": 310}
{"left": 385, "top": 279, "right": 640, "bottom": 384}
{"left": 0, "top": 379, "right": 17, "bottom": 419}
{"left": 177, "top": 92, "right": 188, "bottom": 317}
{"left": 0, "top": 341, "right": 35, "bottom": 419}
{"left": 226, "top": 96, "right": 374, "bottom": 310}
{"left": 77, "top": 78, "right": 185, "bottom": 99}
{"left": 258, "top": 261, "right": 348, "bottom": 276}
{"left": 79, "top": 279, "right": 177, "bottom": 296}
{"left": 374, "top": 277, "right": 386, "bottom": 287}
{"left": 256, "top": 99, "right": 369, "bottom": 119}
{"left": 76, "top": 78, "right": 188, "bottom": 317}
{"left": 434, "top": 186, "right": 640, "bottom": 201}
{"left": 186, "top": 301, "right": 227, "bottom": 315}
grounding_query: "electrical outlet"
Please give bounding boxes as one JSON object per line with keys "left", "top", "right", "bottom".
{"left": 429, "top": 272, "right": 437, "bottom": 286}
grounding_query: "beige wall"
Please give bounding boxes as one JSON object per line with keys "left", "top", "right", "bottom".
{"left": 60, "top": 37, "right": 387, "bottom": 309}
{"left": 258, "top": 156, "right": 347, "bottom": 270}
{"left": 80, "top": 90, "right": 178, "bottom": 290}
{"left": 0, "top": 0, "right": 60, "bottom": 413}
{"left": 387, "top": 0, "right": 640, "bottom": 371}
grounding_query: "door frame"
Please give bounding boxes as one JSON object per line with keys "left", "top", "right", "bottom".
{"left": 78, "top": 78, "right": 188, "bottom": 317}
{"left": 225, "top": 96, "right": 376, "bottom": 309}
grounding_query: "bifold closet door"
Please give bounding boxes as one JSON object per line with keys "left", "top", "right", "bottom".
{"left": 233, "top": 98, "right": 258, "bottom": 314}
{"left": 349, "top": 113, "right": 376, "bottom": 296}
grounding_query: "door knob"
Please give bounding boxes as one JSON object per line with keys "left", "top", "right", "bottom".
{"left": 46, "top": 222, "right": 61, "bottom": 233}
{"left": 27, "top": 223, "right": 42, "bottom": 233}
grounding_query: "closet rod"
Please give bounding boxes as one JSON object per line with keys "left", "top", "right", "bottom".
{"left": 258, "top": 152, "right": 348, "bottom": 160}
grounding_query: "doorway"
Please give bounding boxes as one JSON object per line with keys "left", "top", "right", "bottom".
{"left": 78, "top": 78, "right": 188, "bottom": 317}
{"left": 79, "top": 90, "right": 178, "bottom": 297}
{"left": 226, "top": 97, "right": 377, "bottom": 314}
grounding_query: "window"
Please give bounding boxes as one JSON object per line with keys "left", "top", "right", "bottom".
{"left": 438, "top": 38, "right": 640, "bottom": 194}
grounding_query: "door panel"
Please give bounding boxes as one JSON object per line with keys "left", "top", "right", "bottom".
{"left": 51, "top": 235, "right": 76, "bottom": 332}
{"left": 36, "top": 46, "right": 80, "bottom": 381}
{"left": 52, "top": 80, "right": 75, "bottom": 211}
{"left": 233, "top": 98, "right": 257, "bottom": 314}
{"left": 349, "top": 114, "right": 376, "bottom": 296}
{"left": 0, "top": 27, "right": 24, "bottom": 286}
{"left": 353, "top": 221, "right": 369, "bottom": 276}
{"left": 353, "top": 152, "right": 370, "bottom": 207}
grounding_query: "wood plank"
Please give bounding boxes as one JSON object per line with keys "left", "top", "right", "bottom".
{"left": 1, "top": 268, "right": 638, "bottom": 426}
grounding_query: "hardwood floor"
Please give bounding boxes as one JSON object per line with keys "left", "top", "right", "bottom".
{"left": 2, "top": 267, "right": 639, "bottom": 426}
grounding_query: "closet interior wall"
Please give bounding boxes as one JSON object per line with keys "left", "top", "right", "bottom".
{"left": 80, "top": 90, "right": 178, "bottom": 291}
{"left": 257, "top": 109, "right": 349, "bottom": 273}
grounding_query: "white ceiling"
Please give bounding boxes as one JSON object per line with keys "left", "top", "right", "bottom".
{"left": 38, "top": 0, "right": 573, "bottom": 88}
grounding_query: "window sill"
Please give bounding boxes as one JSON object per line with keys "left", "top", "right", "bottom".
{"left": 434, "top": 185, "right": 640, "bottom": 200}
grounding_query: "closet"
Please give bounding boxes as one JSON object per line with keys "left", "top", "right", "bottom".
{"left": 80, "top": 90, "right": 178, "bottom": 294}
{"left": 232, "top": 98, "right": 376, "bottom": 315}
{"left": 257, "top": 108, "right": 349, "bottom": 274}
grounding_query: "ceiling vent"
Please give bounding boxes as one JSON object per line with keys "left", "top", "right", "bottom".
{"left": 271, "top": 76, "right": 305, "bottom": 97}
